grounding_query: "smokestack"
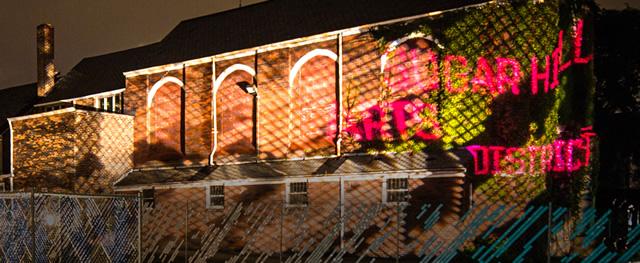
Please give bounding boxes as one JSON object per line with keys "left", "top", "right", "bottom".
{"left": 37, "top": 24, "right": 55, "bottom": 97}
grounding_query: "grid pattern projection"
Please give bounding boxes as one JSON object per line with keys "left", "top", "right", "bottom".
{"left": 0, "top": 192, "right": 139, "bottom": 262}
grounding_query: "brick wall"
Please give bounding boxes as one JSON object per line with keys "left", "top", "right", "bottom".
{"left": 11, "top": 110, "right": 133, "bottom": 193}
{"left": 122, "top": 30, "right": 424, "bottom": 167}
{"left": 125, "top": 63, "right": 211, "bottom": 167}
{"left": 139, "top": 175, "right": 545, "bottom": 258}
{"left": 74, "top": 97, "right": 95, "bottom": 108}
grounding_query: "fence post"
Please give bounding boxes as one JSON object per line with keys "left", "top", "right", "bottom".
{"left": 547, "top": 201, "right": 552, "bottom": 263}
{"left": 280, "top": 201, "right": 284, "bottom": 263}
{"left": 185, "top": 199, "right": 189, "bottom": 263}
{"left": 30, "top": 188, "right": 36, "bottom": 261}
{"left": 396, "top": 204, "right": 400, "bottom": 263}
{"left": 138, "top": 191, "right": 143, "bottom": 263}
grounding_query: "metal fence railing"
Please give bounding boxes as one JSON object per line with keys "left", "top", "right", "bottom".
{"left": 139, "top": 200, "right": 640, "bottom": 263}
{"left": 0, "top": 191, "right": 140, "bottom": 262}
{"left": 1, "top": 192, "right": 639, "bottom": 262}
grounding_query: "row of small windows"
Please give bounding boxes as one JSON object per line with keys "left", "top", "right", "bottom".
{"left": 33, "top": 92, "right": 124, "bottom": 114}
{"left": 97, "top": 92, "right": 124, "bottom": 113}
{"left": 141, "top": 178, "right": 410, "bottom": 209}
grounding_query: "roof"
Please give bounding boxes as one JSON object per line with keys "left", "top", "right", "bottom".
{"left": 42, "top": 0, "right": 487, "bottom": 103}
{"left": 114, "top": 151, "right": 466, "bottom": 190}
{"left": 0, "top": 82, "right": 39, "bottom": 132}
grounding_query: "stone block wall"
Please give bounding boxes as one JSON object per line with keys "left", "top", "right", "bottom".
{"left": 11, "top": 109, "right": 133, "bottom": 193}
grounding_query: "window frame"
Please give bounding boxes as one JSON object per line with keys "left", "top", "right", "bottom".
{"left": 142, "top": 188, "right": 155, "bottom": 209}
{"left": 206, "top": 184, "right": 225, "bottom": 209}
{"left": 286, "top": 181, "right": 309, "bottom": 207}
{"left": 382, "top": 177, "right": 410, "bottom": 204}
{"left": 96, "top": 92, "right": 124, "bottom": 113}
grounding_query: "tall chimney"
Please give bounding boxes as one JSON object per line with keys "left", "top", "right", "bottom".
{"left": 37, "top": 24, "right": 55, "bottom": 97}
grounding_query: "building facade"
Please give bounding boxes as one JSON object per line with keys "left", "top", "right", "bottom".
{"left": 0, "top": 0, "right": 596, "bottom": 259}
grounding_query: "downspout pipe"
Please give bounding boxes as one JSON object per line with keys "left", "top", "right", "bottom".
{"left": 8, "top": 120, "right": 14, "bottom": 191}
{"left": 209, "top": 58, "right": 217, "bottom": 166}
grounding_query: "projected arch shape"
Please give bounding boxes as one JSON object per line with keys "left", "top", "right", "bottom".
{"left": 288, "top": 49, "right": 338, "bottom": 88}
{"left": 147, "top": 76, "right": 184, "bottom": 109}
{"left": 380, "top": 33, "right": 443, "bottom": 73}
{"left": 288, "top": 48, "right": 338, "bottom": 156}
{"left": 146, "top": 76, "right": 185, "bottom": 161}
{"left": 380, "top": 34, "right": 443, "bottom": 95}
{"left": 210, "top": 63, "right": 257, "bottom": 163}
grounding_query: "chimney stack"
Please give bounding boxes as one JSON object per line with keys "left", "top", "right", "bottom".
{"left": 37, "top": 24, "right": 55, "bottom": 97}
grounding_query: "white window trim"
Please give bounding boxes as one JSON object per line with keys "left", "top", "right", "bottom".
{"left": 285, "top": 180, "right": 309, "bottom": 207}
{"left": 93, "top": 91, "right": 124, "bottom": 113}
{"left": 382, "top": 176, "right": 410, "bottom": 204}
{"left": 206, "top": 184, "right": 225, "bottom": 209}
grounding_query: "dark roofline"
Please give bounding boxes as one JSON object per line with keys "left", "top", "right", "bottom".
{"left": 42, "top": 0, "right": 490, "bottom": 104}
{"left": 161, "top": 0, "right": 270, "bottom": 42}
{"left": 113, "top": 151, "right": 468, "bottom": 190}
{"left": 0, "top": 82, "right": 39, "bottom": 132}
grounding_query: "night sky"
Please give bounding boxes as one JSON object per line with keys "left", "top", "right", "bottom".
{"left": 0, "top": 0, "right": 635, "bottom": 89}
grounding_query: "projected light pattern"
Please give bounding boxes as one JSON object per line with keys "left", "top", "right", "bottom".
{"left": 215, "top": 57, "right": 257, "bottom": 162}
{"left": 133, "top": 198, "right": 639, "bottom": 262}
{"left": 467, "top": 126, "right": 596, "bottom": 176}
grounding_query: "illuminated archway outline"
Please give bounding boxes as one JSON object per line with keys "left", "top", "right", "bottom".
{"left": 287, "top": 49, "right": 338, "bottom": 153}
{"left": 213, "top": 64, "right": 256, "bottom": 92}
{"left": 380, "top": 33, "right": 444, "bottom": 73}
{"left": 209, "top": 63, "right": 257, "bottom": 164}
{"left": 147, "top": 76, "right": 184, "bottom": 109}
{"left": 146, "top": 76, "right": 184, "bottom": 145}
{"left": 288, "top": 49, "right": 338, "bottom": 88}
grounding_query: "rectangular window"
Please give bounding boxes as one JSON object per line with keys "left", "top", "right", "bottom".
{"left": 114, "top": 93, "right": 123, "bottom": 113}
{"left": 287, "top": 182, "right": 308, "bottom": 206}
{"left": 385, "top": 178, "right": 409, "bottom": 203}
{"left": 142, "top": 188, "right": 155, "bottom": 209}
{"left": 96, "top": 92, "right": 124, "bottom": 113}
{"left": 207, "top": 185, "right": 224, "bottom": 209}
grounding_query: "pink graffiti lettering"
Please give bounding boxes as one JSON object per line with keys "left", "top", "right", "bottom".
{"left": 344, "top": 99, "right": 440, "bottom": 142}
{"left": 466, "top": 127, "right": 595, "bottom": 176}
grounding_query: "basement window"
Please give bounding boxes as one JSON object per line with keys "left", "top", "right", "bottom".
{"left": 142, "top": 188, "right": 155, "bottom": 209}
{"left": 384, "top": 178, "right": 409, "bottom": 204}
{"left": 286, "top": 182, "right": 308, "bottom": 207}
{"left": 206, "top": 185, "right": 225, "bottom": 209}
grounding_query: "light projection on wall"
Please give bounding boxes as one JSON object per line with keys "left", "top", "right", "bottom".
{"left": 343, "top": 18, "right": 592, "bottom": 148}
{"left": 466, "top": 126, "right": 596, "bottom": 176}
{"left": 380, "top": 20, "right": 591, "bottom": 98}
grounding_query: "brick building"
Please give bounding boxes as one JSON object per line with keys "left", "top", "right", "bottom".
{"left": 0, "top": 0, "right": 595, "bottom": 258}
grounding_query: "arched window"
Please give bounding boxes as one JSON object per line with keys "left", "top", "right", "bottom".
{"left": 213, "top": 64, "right": 256, "bottom": 161}
{"left": 381, "top": 36, "right": 441, "bottom": 98}
{"left": 147, "top": 76, "right": 184, "bottom": 162}
{"left": 288, "top": 49, "right": 338, "bottom": 156}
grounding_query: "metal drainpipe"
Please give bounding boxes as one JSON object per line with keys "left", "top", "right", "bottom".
{"left": 209, "top": 57, "right": 217, "bottom": 166}
{"left": 254, "top": 50, "right": 260, "bottom": 160}
{"left": 336, "top": 33, "right": 343, "bottom": 156}
{"left": 8, "top": 119, "right": 14, "bottom": 191}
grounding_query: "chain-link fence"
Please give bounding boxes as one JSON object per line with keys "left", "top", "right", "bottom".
{"left": 0, "top": 191, "right": 140, "bottom": 262}
{"left": 1, "top": 192, "right": 639, "bottom": 262}
{"left": 139, "top": 199, "right": 640, "bottom": 262}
